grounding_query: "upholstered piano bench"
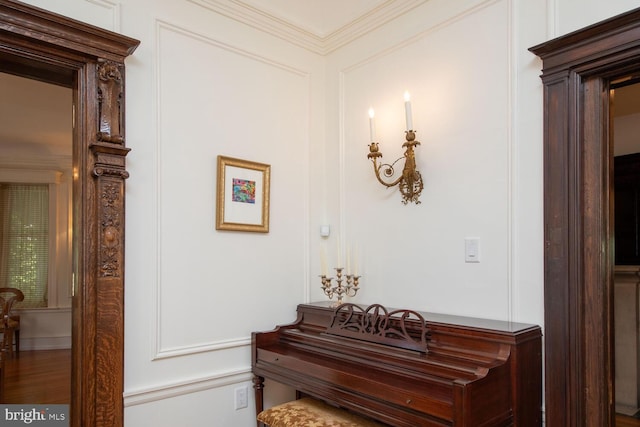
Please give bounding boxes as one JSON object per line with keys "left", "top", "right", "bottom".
{"left": 257, "top": 397, "right": 386, "bottom": 427}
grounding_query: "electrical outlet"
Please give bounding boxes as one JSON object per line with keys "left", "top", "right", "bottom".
{"left": 234, "top": 385, "right": 248, "bottom": 410}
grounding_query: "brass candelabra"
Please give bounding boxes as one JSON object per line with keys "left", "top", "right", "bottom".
{"left": 320, "top": 267, "right": 360, "bottom": 306}
{"left": 367, "top": 130, "right": 423, "bottom": 205}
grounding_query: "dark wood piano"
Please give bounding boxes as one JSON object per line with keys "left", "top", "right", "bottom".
{"left": 252, "top": 302, "right": 542, "bottom": 427}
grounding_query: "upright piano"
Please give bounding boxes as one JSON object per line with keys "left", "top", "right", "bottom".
{"left": 252, "top": 302, "right": 542, "bottom": 427}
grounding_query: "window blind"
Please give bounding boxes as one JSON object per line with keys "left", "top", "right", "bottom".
{"left": 0, "top": 183, "right": 49, "bottom": 308}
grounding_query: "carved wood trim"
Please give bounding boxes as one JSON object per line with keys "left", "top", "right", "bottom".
{"left": 96, "top": 179, "right": 125, "bottom": 278}
{"left": 0, "top": 2, "right": 139, "bottom": 426}
{"left": 530, "top": 7, "right": 640, "bottom": 427}
{"left": 97, "top": 60, "right": 125, "bottom": 144}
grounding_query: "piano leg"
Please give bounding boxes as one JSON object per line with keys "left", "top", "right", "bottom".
{"left": 252, "top": 375, "right": 265, "bottom": 427}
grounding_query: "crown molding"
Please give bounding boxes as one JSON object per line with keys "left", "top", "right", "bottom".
{"left": 189, "top": 0, "right": 428, "bottom": 55}
{"left": 0, "top": 155, "right": 71, "bottom": 171}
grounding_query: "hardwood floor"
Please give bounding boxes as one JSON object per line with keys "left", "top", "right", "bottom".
{"left": 1, "top": 349, "right": 71, "bottom": 404}
{"left": 619, "top": 414, "right": 640, "bottom": 427}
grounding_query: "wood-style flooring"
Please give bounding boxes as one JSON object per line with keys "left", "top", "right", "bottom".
{"left": 619, "top": 414, "right": 640, "bottom": 427}
{"left": 2, "top": 349, "right": 71, "bottom": 404}
{"left": 0, "top": 349, "right": 639, "bottom": 425}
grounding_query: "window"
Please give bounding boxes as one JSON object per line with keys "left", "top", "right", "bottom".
{"left": 0, "top": 183, "right": 49, "bottom": 308}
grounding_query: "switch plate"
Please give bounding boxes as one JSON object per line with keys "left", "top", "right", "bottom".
{"left": 465, "top": 238, "right": 480, "bottom": 263}
{"left": 234, "top": 385, "right": 248, "bottom": 410}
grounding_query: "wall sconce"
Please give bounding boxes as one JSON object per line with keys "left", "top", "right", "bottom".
{"left": 366, "top": 92, "right": 423, "bottom": 205}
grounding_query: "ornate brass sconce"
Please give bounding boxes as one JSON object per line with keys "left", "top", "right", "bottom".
{"left": 367, "top": 130, "right": 423, "bottom": 205}
{"left": 366, "top": 93, "right": 423, "bottom": 205}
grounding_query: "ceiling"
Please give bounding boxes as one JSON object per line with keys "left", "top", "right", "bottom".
{"left": 240, "top": 0, "right": 388, "bottom": 38}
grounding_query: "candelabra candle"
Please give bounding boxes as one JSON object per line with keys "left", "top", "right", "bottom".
{"left": 320, "top": 267, "right": 361, "bottom": 306}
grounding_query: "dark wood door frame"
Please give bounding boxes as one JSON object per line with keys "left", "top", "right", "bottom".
{"left": 530, "top": 7, "right": 640, "bottom": 427}
{"left": 0, "top": 1, "right": 139, "bottom": 426}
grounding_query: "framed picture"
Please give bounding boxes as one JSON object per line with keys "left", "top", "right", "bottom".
{"left": 216, "top": 155, "right": 271, "bottom": 232}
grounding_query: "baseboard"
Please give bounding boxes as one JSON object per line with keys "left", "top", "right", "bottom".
{"left": 19, "top": 336, "right": 71, "bottom": 351}
{"left": 616, "top": 404, "right": 640, "bottom": 417}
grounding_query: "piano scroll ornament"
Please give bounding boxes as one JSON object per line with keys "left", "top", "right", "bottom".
{"left": 327, "top": 303, "right": 430, "bottom": 353}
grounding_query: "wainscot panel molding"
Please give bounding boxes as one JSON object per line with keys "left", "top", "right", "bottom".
{"left": 153, "top": 338, "right": 250, "bottom": 360}
{"left": 86, "top": 0, "right": 121, "bottom": 32}
{"left": 156, "top": 20, "right": 310, "bottom": 77}
{"left": 22, "top": 0, "right": 121, "bottom": 32}
{"left": 123, "top": 368, "right": 252, "bottom": 407}
{"left": 188, "top": 0, "right": 427, "bottom": 55}
{"left": 337, "top": 0, "right": 506, "bottom": 73}
{"left": 153, "top": 20, "right": 310, "bottom": 356}
{"left": 337, "top": 0, "right": 514, "bottom": 319}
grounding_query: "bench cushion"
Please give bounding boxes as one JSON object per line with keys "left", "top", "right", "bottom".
{"left": 257, "top": 397, "right": 386, "bottom": 427}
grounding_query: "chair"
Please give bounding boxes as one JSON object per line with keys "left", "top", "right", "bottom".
{"left": 0, "top": 288, "right": 24, "bottom": 356}
{"left": 0, "top": 347, "right": 4, "bottom": 402}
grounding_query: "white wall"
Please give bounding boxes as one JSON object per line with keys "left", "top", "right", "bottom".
{"left": 322, "top": 0, "right": 546, "bottom": 321}
{"left": 16, "top": 0, "right": 640, "bottom": 426}
{"left": 615, "top": 112, "right": 640, "bottom": 156}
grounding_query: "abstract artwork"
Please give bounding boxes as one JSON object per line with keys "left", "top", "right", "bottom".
{"left": 232, "top": 178, "right": 256, "bottom": 204}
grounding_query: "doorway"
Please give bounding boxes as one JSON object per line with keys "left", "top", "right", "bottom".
{"left": 530, "top": 7, "right": 640, "bottom": 427}
{"left": 612, "top": 80, "right": 640, "bottom": 425}
{"left": 0, "top": 71, "right": 73, "bottom": 403}
{"left": 0, "top": 2, "right": 138, "bottom": 426}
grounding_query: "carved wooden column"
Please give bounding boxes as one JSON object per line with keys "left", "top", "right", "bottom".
{"left": 89, "top": 60, "right": 130, "bottom": 426}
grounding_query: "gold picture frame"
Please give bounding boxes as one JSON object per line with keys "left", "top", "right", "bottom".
{"left": 216, "top": 155, "right": 271, "bottom": 232}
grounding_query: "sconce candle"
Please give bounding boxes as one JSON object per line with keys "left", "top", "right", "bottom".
{"left": 368, "top": 108, "right": 376, "bottom": 142}
{"left": 404, "top": 91, "right": 413, "bottom": 131}
{"left": 353, "top": 245, "right": 359, "bottom": 276}
{"left": 320, "top": 246, "right": 328, "bottom": 276}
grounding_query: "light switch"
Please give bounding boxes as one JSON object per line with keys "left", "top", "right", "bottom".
{"left": 465, "top": 238, "right": 480, "bottom": 263}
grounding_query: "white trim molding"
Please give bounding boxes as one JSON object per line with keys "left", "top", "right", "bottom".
{"left": 189, "top": 0, "right": 428, "bottom": 55}
{"left": 124, "top": 368, "right": 253, "bottom": 407}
